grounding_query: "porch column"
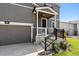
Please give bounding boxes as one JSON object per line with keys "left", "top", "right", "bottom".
{"left": 54, "top": 14, "right": 56, "bottom": 28}
{"left": 36, "top": 10, "right": 38, "bottom": 36}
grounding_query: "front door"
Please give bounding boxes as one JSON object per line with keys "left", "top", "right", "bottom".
{"left": 41, "top": 18, "right": 47, "bottom": 36}
{"left": 41, "top": 18, "right": 47, "bottom": 27}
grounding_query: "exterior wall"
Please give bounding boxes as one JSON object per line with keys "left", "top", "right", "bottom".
{"left": 17, "top": 3, "right": 35, "bottom": 7}
{"left": 69, "top": 23, "right": 74, "bottom": 35}
{"left": 0, "top": 3, "right": 60, "bottom": 28}
{"left": 0, "top": 3, "right": 35, "bottom": 25}
{"left": 49, "top": 3, "right": 60, "bottom": 28}
{"left": 47, "top": 19, "right": 52, "bottom": 27}
{"left": 63, "top": 20, "right": 79, "bottom": 35}
{"left": 60, "top": 22, "right": 69, "bottom": 31}
{"left": 0, "top": 3, "right": 35, "bottom": 44}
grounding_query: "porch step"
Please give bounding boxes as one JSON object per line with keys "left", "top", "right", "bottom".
{"left": 35, "top": 35, "right": 54, "bottom": 44}
{"left": 35, "top": 36, "right": 45, "bottom": 44}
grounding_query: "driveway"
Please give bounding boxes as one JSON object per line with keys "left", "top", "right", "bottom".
{"left": 0, "top": 43, "right": 43, "bottom": 56}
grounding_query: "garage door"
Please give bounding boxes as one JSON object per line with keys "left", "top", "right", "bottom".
{"left": 0, "top": 25, "right": 32, "bottom": 45}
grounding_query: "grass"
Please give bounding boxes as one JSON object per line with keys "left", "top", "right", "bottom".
{"left": 54, "top": 37, "right": 79, "bottom": 56}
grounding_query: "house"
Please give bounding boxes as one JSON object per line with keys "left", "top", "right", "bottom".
{"left": 0, "top": 3, "right": 60, "bottom": 45}
{"left": 60, "top": 20, "right": 79, "bottom": 36}
{"left": 68, "top": 20, "right": 79, "bottom": 35}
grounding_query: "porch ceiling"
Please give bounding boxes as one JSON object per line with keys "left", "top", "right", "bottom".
{"left": 38, "top": 12, "right": 54, "bottom": 19}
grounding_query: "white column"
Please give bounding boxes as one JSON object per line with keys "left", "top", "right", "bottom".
{"left": 54, "top": 14, "right": 56, "bottom": 28}
{"left": 36, "top": 10, "right": 38, "bottom": 36}
{"left": 31, "top": 26, "right": 33, "bottom": 42}
{"left": 45, "top": 27, "right": 47, "bottom": 36}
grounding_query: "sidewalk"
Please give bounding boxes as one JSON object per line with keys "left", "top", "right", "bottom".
{"left": 25, "top": 49, "right": 44, "bottom": 56}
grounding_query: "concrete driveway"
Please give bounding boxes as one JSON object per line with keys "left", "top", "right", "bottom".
{"left": 0, "top": 43, "right": 43, "bottom": 56}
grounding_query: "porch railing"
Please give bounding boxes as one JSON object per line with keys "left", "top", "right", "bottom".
{"left": 38, "top": 27, "right": 54, "bottom": 36}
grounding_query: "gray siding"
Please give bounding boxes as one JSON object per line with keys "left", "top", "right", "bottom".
{"left": 0, "top": 3, "right": 35, "bottom": 25}
{"left": 17, "top": 3, "right": 34, "bottom": 7}
{"left": 0, "top": 3, "right": 35, "bottom": 45}
{"left": 0, "top": 3, "right": 59, "bottom": 45}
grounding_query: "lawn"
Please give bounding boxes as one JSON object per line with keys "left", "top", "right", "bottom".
{"left": 54, "top": 37, "right": 79, "bottom": 56}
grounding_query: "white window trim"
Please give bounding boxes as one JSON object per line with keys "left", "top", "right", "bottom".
{"left": 0, "top": 21, "right": 33, "bottom": 42}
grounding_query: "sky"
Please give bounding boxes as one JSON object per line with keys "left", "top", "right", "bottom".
{"left": 60, "top": 3, "right": 79, "bottom": 22}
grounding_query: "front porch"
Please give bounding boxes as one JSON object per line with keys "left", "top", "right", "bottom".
{"left": 38, "top": 27, "right": 54, "bottom": 36}
{"left": 35, "top": 7, "right": 58, "bottom": 37}
{"left": 33, "top": 6, "right": 58, "bottom": 43}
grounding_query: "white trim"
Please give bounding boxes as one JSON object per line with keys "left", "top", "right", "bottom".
{"left": 36, "top": 10, "right": 38, "bottom": 36}
{"left": 0, "top": 21, "right": 33, "bottom": 26}
{"left": 54, "top": 14, "right": 57, "bottom": 28}
{"left": 31, "top": 26, "right": 33, "bottom": 42}
{"left": 46, "top": 4, "right": 52, "bottom": 7}
{"left": 38, "top": 10, "right": 55, "bottom": 15}
{"left": 0, "top": 21, "right": 33, "bottom": 42}
{"left": 36, "top": 7, "right": 58, "bottom": 15}
{"left": 48, "top": 7, "right": 58, "bottom": 15}
{"left": 32, "top": 3, "right": 39, "bottom": 6}
{"left": 10, "top": 3, "right": 33, "bottom": 9}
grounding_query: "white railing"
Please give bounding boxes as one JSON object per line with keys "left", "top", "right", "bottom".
{"left": 38, "top": 27, "right": 47, "bottom": 36}
{"left": 38, "top": 27, "right": 54, "bottom": 36}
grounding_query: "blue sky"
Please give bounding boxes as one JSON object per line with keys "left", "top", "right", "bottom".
{"left": 60, "top": 3, "right": 79, "bottom": 21}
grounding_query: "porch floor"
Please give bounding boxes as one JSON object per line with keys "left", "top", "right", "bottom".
{"left": 0, "top": 43, "right": 43, "bottom": 56}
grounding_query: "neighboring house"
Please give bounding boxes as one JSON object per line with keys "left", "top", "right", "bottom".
{"left": 0, "top": 3, "right": 60, "bottom": 45}
{"left": 69, "top": 20, "right": 79, "bottom": 35}
{"left": 60, "top": 20, "right": 79, "bottom": 36}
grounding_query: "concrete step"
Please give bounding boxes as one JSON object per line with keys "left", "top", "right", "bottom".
{"left": 35, "top": 36, "right": 45, "bottom": 44}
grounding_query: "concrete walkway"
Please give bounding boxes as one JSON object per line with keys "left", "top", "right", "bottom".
{"left": 0, "top": 43, "right": 43, "bottom": 56}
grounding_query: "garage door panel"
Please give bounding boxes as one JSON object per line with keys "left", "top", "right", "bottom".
{"left": 0, "top": 25, "right": 31, "bottom": 45}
